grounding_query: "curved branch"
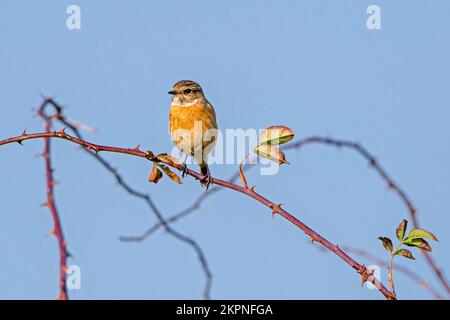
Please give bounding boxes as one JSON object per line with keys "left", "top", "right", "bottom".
{"left": 36, "top": 102, "right": 69, "bottom": 300}
{"left": 288, "top": 136, "right": 450, "bottom": 296}
{"left": 0, "top": 131, "right": 395, "bottom": 300}
{"left": 131, "top": 135, "right": 449, "bottom": 298}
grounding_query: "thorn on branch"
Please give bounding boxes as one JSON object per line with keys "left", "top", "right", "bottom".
{"left": 132, "top": 144, "right": 142, "bottom": 152}
{"left": 358, "top": 265, "right": 394, "bottom": 299}
{"left": 269, "top": 203, "right": 284, "bottom": 217}
{"left": 358, "top": 265, "right": 370, "bottom": 286}
{"left": 16, "top": 131, "right": 27, "bottom": 145}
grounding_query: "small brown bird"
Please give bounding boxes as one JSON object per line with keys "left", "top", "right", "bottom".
{"left": 168, "top": 80, "right": 218, "bottom": 188}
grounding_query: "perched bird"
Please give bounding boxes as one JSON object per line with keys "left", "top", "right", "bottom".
{"left": 168, "top": 80, "right": 218, "bottom": 188}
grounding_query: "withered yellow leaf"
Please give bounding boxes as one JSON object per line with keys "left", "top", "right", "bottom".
{"left": 148, "top": 163, "right": 163, "bottom": 183}
{"left": 158, "top": 164, "right": 182, "bottom": 184}
{"left": 156, "top": 153, "right": 181, "bottom": 166}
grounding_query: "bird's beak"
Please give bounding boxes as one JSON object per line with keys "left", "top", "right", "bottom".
{"left": 168, "top": 90, "right": 175, "bottom": 95}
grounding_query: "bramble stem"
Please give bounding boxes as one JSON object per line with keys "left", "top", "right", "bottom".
{"left": 0, "top": 130, "right": 396, "bottom": 300}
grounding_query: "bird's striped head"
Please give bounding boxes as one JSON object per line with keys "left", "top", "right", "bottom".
{"left": 168, "top": 80, "right": 206, "bottom": 106}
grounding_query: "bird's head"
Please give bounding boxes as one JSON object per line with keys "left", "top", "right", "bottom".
{"left": 168, "top": 80, "right": 206, "bottom": 106}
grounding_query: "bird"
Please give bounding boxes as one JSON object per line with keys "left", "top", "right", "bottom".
{"left": 168, "top": 80, "right": 218, "bottom": 188}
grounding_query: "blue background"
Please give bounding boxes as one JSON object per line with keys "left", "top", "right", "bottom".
{"left": 0, "top": 1, "right": 449, "bottom": 299}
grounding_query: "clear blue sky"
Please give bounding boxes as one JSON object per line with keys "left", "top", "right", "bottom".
{"left": 0, "top": 1, "right": 449, "bottom": 299}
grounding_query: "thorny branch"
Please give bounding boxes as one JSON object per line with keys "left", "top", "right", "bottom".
{"left": 123, "top": 137, "right": 449, "bottom": 298}
{"left": 0, "top": 130, "right": 395, "bottom": 300}
{"left": 35, "top": 101, "right": 70, "bottom": 300}
{"left": 37, "top": 98, "right": 213, "bottom": 299}
{"left": 289, "top": 137, "right": 450, "bottom": 297}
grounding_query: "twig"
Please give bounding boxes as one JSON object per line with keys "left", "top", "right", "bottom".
{"left": 341, "top": 246, "right": 443, "bottom": 299}
{"left": 120, "top": 188, "right": 220, "bottom": 241}
{"left": 36, "top": 100, "right": 69, "bottom": 300}
{"left": 387, "top": 243, "right": 402, "bottom": 298}
{"left": 288, "top": 136, "right": 450, "bottom": 296}
{"left": 0, "top": 131, "right": 395, "bottom": 300}
{"left": 120, "top": 165, "right": 247, "bottom": 242}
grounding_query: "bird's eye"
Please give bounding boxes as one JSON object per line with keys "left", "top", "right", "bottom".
{"left": 184, "top": 89, "right": 192, "bottom": 94}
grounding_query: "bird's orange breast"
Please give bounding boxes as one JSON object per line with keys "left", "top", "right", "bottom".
{"left": 169, "top": 103, "right": 217, "bottom": 133}
{"left": 169, "top": 103, "right": 218, "bottom": 157}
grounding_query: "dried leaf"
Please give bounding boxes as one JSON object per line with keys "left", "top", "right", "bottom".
{"left": 156, "top": 153, "right": 181, "bottom": 166}
{"left": 406, "top": 228, "right": 438, "bottom": 242}
{"left": 394, "top": 249, "right": 415, "bottom": 260}
{"left": 254, "top": 144, "right": 289, "bottom": 165}
{"left": 403, "top": 238, "right": 432, "bottom": 252}
{"left": 148, "top": 163, "right": 163, "bottom": 184}
{"left": 158, "top": 164, "right": 182, "bottom": 184}
{"left": 378, "top": 236, "right": 393, "bottom": 252}
{"left": 396, "top": 219, "right": 408, "bottom": 241}
{"left": 259, "top": 126, "right": 294, "bottom": 145}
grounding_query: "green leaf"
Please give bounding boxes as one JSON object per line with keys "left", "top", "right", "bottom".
{"left": 394, "top": 249, "right": 415, "bottom": 260}
{"left": 258, "top": 126, "right": 294, "bottom": 145}
{"left": 403, "top": 238, "right": 432, "bottom": 252}
{"left": 378, "top": 237, "right": 393, "bottom": 252}
{"left": 396, "top": 219, "right": 408, "bottom": 241}
{"left": 406, "top": 228, "right": 438, "bottom": 242}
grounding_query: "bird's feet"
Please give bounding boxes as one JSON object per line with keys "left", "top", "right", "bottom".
{"left": 200, "top": 172, "right": 213, "bottom": 190}
{"left": 181, "top": 163, "right": 188, "bottom": 178}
